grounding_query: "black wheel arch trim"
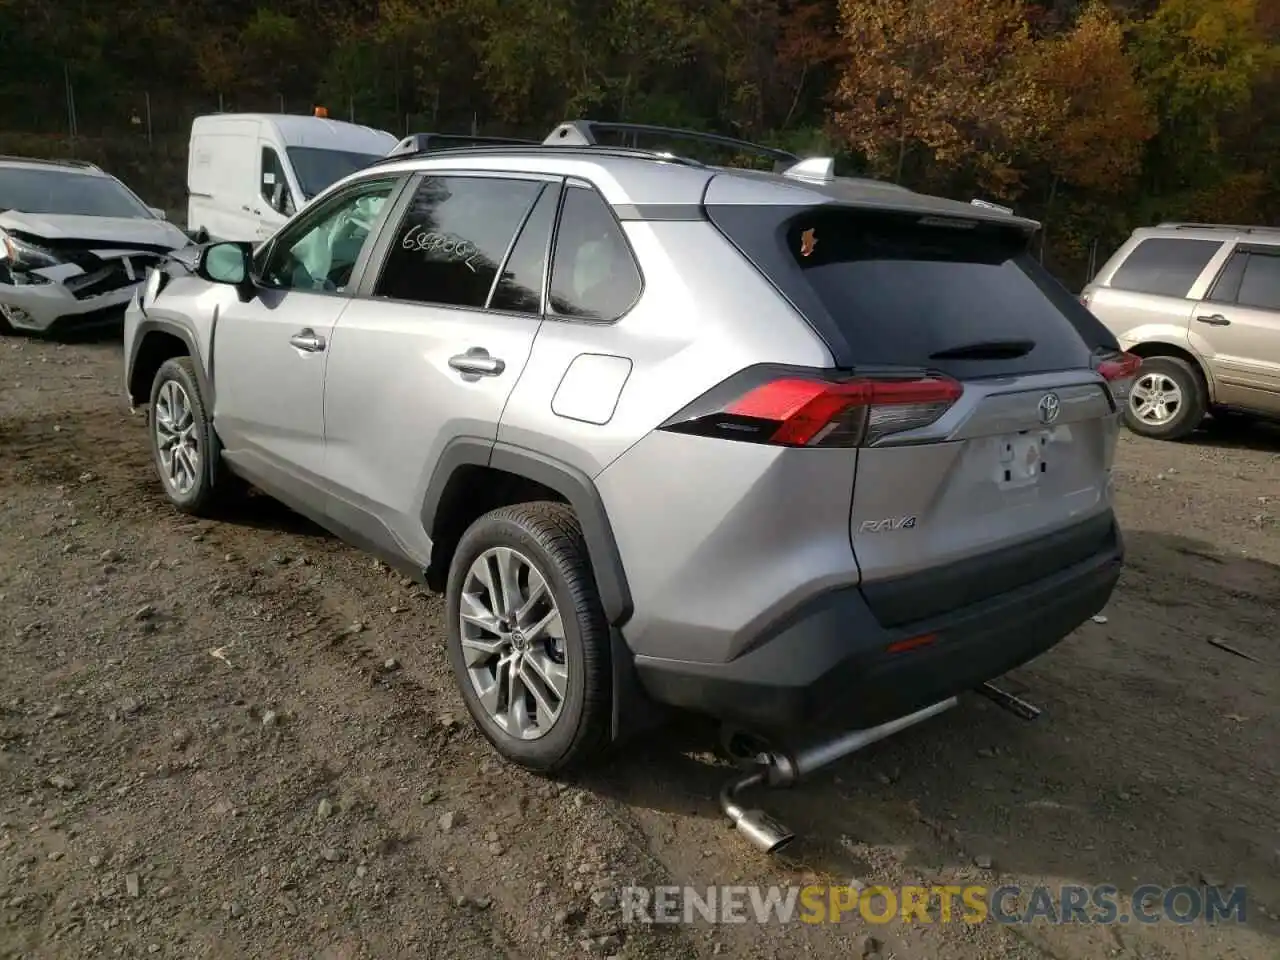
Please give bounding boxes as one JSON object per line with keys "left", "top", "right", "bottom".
{"left": 129, "top": 318, "right": 215, "bottom": 410}
{"left": 130, "top": 317, "right": 233, "bottom": 490}
{"left": 421, "top": 437, "right": 634, "bottom": 628}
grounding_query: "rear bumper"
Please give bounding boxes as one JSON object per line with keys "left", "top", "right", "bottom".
{"left": 633, "top": 517, "right": 1123, "bottom": 733}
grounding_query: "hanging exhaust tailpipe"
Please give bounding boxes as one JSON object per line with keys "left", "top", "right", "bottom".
{"left": 719, "top": 770, "right": 795, "bottom": 854}
{"left": 719, "top": 697, "right": 959, "bottom": 853}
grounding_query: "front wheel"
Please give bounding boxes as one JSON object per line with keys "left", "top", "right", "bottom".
{"left": 444, "top": 502, "right": 612, "bottom": 773}
{"left": 148, "top": 356, "right": 226, "bottom": 516}
{"left": 1123, "top": 356, "right": 1206, "bottom": 441}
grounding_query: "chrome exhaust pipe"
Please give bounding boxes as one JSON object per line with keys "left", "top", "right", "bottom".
{"left": 719, "top": 697, "right": 959, "bottom": 854}
{"left": 719, "top": 770, "right": 796, "bottom": 854}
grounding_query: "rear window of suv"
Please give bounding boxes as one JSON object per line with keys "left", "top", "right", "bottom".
{"left": 710, "top": 204, "right": 1112, "bottom": 378}
{"left": 1107, "top": 237, "right": 1221, "bottom": 298}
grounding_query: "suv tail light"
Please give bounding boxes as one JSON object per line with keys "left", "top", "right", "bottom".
{"left": 658, "top": 367, "right": 964, "bottom": 448}
{"left": 1095, "top": 350, "right": 1142, "bottom": 405}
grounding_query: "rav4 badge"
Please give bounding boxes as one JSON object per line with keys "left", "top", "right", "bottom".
{"left": 859, "top": 517, "right": 917, "bottom": 533}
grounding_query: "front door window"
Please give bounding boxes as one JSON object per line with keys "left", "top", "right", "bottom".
{"left": 258, "top": 178, "right": 398, "bottom": 293}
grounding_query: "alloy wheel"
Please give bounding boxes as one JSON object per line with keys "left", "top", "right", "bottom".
{"left": 154, "top": 379, "right": 200, "bottom": 496}
{"left": 1129, "top": 372, "right": 1184, "bottom": 427}
{"left": 458, "top": 546, "right": 568, "bottom": 740}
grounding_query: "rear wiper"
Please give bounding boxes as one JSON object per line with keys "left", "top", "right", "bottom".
{"left": 929, "top": 339, "right": 1035, "bottom": 361}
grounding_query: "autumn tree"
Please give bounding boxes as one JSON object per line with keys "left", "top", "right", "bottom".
{"left": 776, "top": 0, "right": 844, "bottom": 131}
{"left": 1129, "top": 0, "right": 1277, "bottom": 193}
{"left": 831, "top": 0, "right": 1052, "bottom": 197}
{"left": 1028, "top": 2, "right": 1156, "bottom": 195}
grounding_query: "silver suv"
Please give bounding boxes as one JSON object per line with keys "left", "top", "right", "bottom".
{"left": 1082, "top": 223, "right": 1280, "bottom": 439}
{"left": 123, "top": 120, "right": 1130, "bottom": 773}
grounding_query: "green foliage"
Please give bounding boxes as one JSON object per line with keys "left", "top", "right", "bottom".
{"left": 1129, "top": 0, "right": 1277, "bottom": 192}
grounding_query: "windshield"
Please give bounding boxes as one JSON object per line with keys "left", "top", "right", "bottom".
{"left": 0, "top": 166, "right": 154, "bottom": 218}
{"left": 286, "top": 147, "right": 384, "bottom": 200}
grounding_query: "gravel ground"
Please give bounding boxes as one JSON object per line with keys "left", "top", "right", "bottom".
{"left": 1, "top": 334, "right": 1278, "bottom": 959}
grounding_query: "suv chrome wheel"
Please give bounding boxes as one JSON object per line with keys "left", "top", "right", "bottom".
{"left": 459, "top": 546, "right": 568, "bottom": 740}
{"left": 154, "top": 379, "right": 200, "bottom": 496}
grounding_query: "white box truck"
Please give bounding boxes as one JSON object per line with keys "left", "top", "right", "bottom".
{"left": 187, "top": 111, "right": 397, "bottom": 243}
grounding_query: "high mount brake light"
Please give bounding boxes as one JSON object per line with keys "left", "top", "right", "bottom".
{"left": 660, "top": 372, "right": 963, "bottom": 448}
{"left": 1095, "top": 351, "right": 1142, "bottom": 405}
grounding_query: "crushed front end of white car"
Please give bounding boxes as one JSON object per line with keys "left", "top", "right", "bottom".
{"left": 0, "top": 157, "right": 194, "bottom": 336}
{"left": 0, "top": 216, "right": 191, "bottom": 335}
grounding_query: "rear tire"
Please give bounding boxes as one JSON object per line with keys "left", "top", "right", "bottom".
{"left": 1123, "top": 356, "right": 1206, "bottom": 441}
{"left": 444, "top": 502, "right": 612, "bottom": 773}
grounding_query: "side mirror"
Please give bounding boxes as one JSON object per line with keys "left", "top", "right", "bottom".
{"left": 147, "top": 206, "right": 167, "bottom": 221}
{"left": 197, "top": 241, "right": 256, "bottom": 300}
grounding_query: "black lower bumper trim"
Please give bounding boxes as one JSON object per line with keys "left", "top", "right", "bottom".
{"left": 633, "top": 522, "right": 1123, "bottom": 733}
{"left": 47, "top": 305, "right": 128, "bottom": 337}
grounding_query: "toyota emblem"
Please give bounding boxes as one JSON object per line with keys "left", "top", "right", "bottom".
{"left": 1038, "top": 393, "right": 1061, "bottom": 424}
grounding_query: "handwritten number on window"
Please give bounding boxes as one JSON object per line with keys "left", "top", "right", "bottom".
{"left": 401, "top": 225, "right": 478, "bottom": 273}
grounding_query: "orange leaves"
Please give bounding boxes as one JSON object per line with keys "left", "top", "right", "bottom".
{"left": 829, "top": 0, "right": 1169, "bottom": 197}
{"left": 830, "top": 0, "right": 1047, "bottom": 194}
{"left": 1029, "top": 2, "right": 1157, "bottom": 193}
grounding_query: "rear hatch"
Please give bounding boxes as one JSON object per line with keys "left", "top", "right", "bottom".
{"left": 706, "top": 197, "right": 1130, "bottom": 627}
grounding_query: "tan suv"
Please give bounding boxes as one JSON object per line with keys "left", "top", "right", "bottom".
{"left": 1082, "top": 223, "right": 1280, "bottom": 439}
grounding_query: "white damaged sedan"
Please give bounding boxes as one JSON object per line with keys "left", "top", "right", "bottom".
{"left": 0, "top": 156, "right": 191, "bottom": 336}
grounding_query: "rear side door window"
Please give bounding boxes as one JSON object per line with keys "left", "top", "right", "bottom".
{"left": 1108, "top": 238, "right": 1222, "bottom": 298}
{"left": 372, "top": 175, "right": 543, "bottom": 309}
{"left": 547, "top": 184, "right": 642, "bottom": 322}
{"left": 1206, "top": 249, "right": 1248, "bottom": 303}
{"left": 1235, "top": 250, "right": 1280, "bottom": 311}
{"left": 489, "top": 182, "right": 561, "bottom": 314}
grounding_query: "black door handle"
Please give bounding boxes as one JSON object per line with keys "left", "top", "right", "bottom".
{"left": 1195, "top": 314, "right": 1231, "bottom": 326}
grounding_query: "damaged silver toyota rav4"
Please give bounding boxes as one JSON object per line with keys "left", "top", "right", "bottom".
{"left": 123, "top": 121, "right": 1131, "bottom": 850}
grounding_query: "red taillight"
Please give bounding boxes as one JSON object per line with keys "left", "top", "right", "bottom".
{"left": 1096, "top": 351, "right": 1142, "bottom": 382}
{"left": 1095, "top": 350, "right": 1142, "bottom": 405}
{"left": 661, "top": 370, "right": 963, "bottom": 448}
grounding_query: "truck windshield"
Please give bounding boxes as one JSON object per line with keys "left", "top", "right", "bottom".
{"left": 286, "top": 147, "right": 384, "bottom": 200}
{"left": 0, "top": 167, "right": 154, "bottom": 218}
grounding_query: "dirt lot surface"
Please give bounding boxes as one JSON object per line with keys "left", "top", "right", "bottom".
{"left": 2, "top": 334, "right": 1278, "bottom": 960}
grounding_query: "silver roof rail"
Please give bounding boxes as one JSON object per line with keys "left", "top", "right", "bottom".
{"left": 1158, "top": 221, "right": 1280, "bottom": 234}
{"left": 780, "top": 156, "right": 835, "bottom": 183}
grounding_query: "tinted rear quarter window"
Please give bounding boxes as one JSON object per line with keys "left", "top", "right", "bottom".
{"left": 1108, "top": 237, "right": 1221, "bottom": 298}
{"left": 547, "top": 185, "right": 642, "bottom": 322}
